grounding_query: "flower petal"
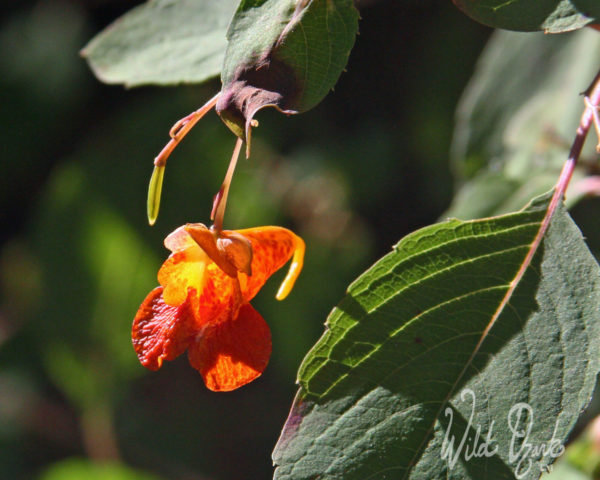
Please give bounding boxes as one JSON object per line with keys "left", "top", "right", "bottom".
{"left": 158, "top": 247, "right": 209, "bottom": 306}
{"left": 195, "top": 263, "right": 242, "bottom": 326}
{"left": 237, "top": 226, "right": 305, "bottom": 301}
{"left": 184, "top": 223, "right": 239, "bottom": 277}
{"left": 132, "top": 287, "right": 197, "bottom": 370}
{"left": 187, "top": 303, "right": 271, "bottom": 392}
{"left": 216, "top": 230, "right": 253, "bottom": 276}
{"left": 164, "top": 225, "right": 200, "bottom": 253}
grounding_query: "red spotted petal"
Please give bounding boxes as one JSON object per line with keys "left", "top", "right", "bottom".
{"left": 194, "top": 263, "right": 241, "bottom": 327}
{"left": 237, "top": 226, "right": 304, "bottom": 302}
{"left": 132, "top": 287, "right": 197, "bottom": 370}
{"left": 161, "top": 253, "right": 244, "bottom": 330}
{"left": 187, "top": 303, "right": 271, "bottom": 392}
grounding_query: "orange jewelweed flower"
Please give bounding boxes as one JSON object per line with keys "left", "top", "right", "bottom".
{"left": 132, "top": 223, "right": 304, "bottom": 392}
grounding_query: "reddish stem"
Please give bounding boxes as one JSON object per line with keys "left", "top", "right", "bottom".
{"left": 465, "top": 68, "right": 600, "bottom": 395}
{"left": 552, "top": 69, "right": 600, "bottom": 205}
{"left": 212, "top": 137, "right": 244, "bottom": 232}
{"left": 154, "top": 92, "right": 220, "bottom": 167}
{"left": 404, "top": 68, "right": 600, "bottom": 478}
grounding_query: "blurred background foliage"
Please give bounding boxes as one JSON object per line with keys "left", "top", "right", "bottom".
{"left": 1, "top": 1, "right": 600, "bottom": 479}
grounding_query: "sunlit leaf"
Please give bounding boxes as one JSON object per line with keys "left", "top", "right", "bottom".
{"left": 273, "top": 193, "right": 600, "bottom": 479}
{"left": 81, "top": 0, "right": 238, "bottom": 87}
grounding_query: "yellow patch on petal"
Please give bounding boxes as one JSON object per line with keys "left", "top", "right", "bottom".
{"left": 158, "top": 246, "right": 209, "bottom": 306}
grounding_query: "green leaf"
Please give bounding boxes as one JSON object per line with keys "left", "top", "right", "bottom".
{"left": 81, "top": 0, "right": 239, "bottom": 87}
{"left": 452, "top": 0, "right": 600, "bottom": 33}
{"left": 446, "top": 28, "right": 600, "bottom": 220}
{"left": 216, "top": 0, "right": 359, "bottom": 140}
{"left": 273, "top": 193, "right": 600, "bottom": 479}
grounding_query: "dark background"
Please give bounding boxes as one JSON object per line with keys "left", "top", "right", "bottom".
{"left": 0, "top": 1, "right": 496, "bottom": 479}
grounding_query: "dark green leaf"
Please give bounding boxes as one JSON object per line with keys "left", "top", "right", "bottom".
{"left": 216, "top": 0, "right": 359, "bottom": 140}
{"left": 81, "top": 0, "right": 238, "bottom": 87}
{"left": 273, "top": 193, "right": 600, "bottom": 479}
{"left": 452, "top": 0, "right": 600, "bottom": 33}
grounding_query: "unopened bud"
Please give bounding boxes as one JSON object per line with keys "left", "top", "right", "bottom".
{"left": 147, "top": 165, "right": 165, "bottom": 225}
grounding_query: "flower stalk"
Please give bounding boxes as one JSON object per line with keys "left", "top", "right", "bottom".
{"left": 212, "top": 137, "right": 243, "bottom": 232}
{"left": 146, "top": 93, "right": 220, "bottom": 225}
